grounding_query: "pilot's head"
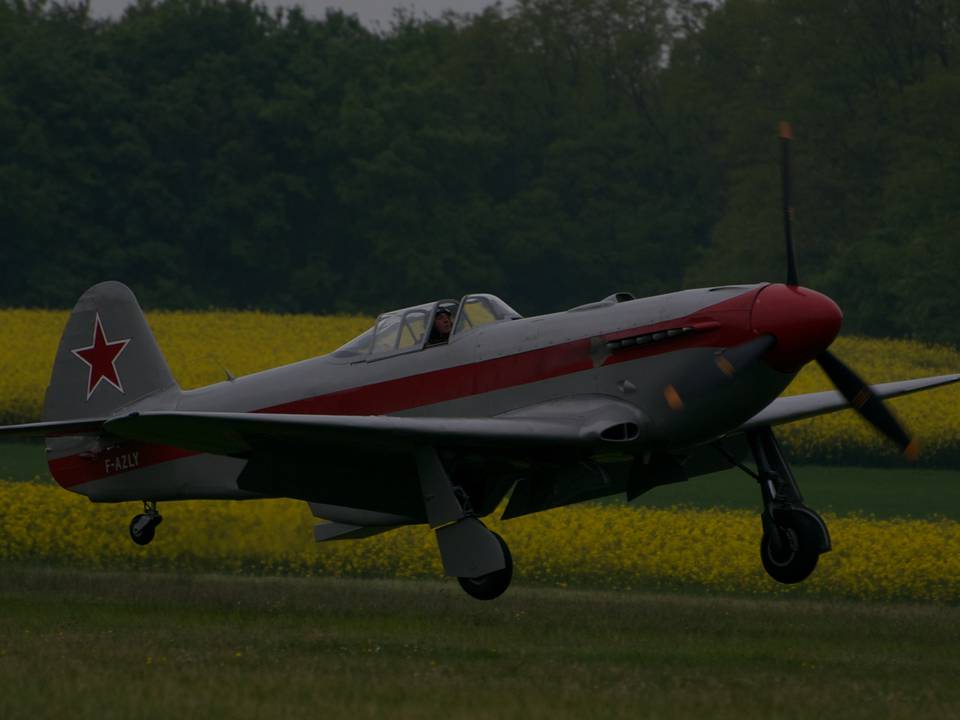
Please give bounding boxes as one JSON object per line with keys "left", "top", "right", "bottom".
{"left": 434, "top": 308, "right": 453, "bottom": 336}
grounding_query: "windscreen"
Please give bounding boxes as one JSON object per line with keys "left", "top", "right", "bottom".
{"left": 331, "top": 327, "right": 374, "bottom": 358}
{"left": 453, "top": 294, "right": 521, "bottom": 335}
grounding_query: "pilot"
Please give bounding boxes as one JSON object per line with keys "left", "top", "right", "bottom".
{"left": 427, "top": 308, "right": 453, "bottom": 346}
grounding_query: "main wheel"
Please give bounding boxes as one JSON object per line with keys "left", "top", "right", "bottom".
{"left": 760, "top": 511, "right": 821, "bottom": 584}
{"left": 457, "top": 532, "right": 513, "bottom": 600}
{"left": 129, "top": 513, "right": 160, "bottom": 546}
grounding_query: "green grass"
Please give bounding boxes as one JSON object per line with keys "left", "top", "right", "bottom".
{"left": 630, "top": 465, "right": 960, "bottom": 520}
{"left": 0, "top": 565, "right": 958, "bottom": 719}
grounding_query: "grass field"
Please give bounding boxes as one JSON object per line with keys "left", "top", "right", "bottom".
{"left": 0, "top": 565, "right": 957, "bottom": 719}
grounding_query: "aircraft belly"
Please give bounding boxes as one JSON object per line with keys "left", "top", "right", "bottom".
{"left": 236, "top": 452, "right": 428, "bottom": 521}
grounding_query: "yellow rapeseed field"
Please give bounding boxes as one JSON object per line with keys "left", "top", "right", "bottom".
{"left": 1, "top": 308, "right": 958, "bottom": 461}
{"left": 1, "top": 481, "right": 957, "bottom": 602}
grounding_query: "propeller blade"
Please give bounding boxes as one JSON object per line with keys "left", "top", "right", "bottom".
{"left": 815, "top": 350, "right": 919, "bottom": 460}
{"left": 779, "top": 121, "right": 799, "bottom": 286}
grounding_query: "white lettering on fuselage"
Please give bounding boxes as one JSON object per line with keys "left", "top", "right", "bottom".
{"left": 104, "top": 451, "right": 140, "bottom": 474}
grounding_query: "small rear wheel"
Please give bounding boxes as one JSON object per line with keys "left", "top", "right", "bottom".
{"left": 458, "top": 532, "right": 512, "bottom": 600}
{"left": 760, "top": 510, "right": 820, "bottom": 584}
{"left": 129, "top": 513, "right": 161, "bottom": 546}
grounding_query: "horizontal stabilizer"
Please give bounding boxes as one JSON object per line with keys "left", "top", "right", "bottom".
{"left": 0, "top": 417, "right": 107, "bottom": 437}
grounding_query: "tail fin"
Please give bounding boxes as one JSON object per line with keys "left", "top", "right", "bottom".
{"left": 43, "top": 281, "right": 180, "bottom": 422}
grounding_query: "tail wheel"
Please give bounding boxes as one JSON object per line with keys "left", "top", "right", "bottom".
{"left": 129, "top": 513, "right": 161, "bottom": 546}
{"left": 457, "top": 532, "right": 513, "bottom": 600}
{"left": 760, "top": 510, "right": 821, "bottom": 584}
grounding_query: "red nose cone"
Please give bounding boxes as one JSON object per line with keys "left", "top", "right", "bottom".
{"left": 751, "top": 284, "right": 843, "bottom": 372}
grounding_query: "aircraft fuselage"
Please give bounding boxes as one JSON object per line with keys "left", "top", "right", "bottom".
{"left": 47, "top": 282, "right": 843, "bottom": 507}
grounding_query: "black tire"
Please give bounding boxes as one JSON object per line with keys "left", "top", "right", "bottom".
{"left": 760, "top": 511, "right": 820, "bottom": 584}
{"left": 457, "top": 532, "right": 513, "bottom": 601}
{"left": 129, "top": 514, "right": 157, "bottom": 546}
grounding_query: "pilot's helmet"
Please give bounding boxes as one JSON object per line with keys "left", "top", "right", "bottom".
{"left": 435, "top": 307, "right": 452, "bottom": 317}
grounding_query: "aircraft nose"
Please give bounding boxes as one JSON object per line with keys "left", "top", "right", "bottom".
{"left": 751, "top": 283, "right": 843, "bottom": 372}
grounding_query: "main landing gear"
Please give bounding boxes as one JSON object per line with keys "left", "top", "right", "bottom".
{"left": 416, "top": 448, "right": 514, "bottom": 600}
{"left": 731, "top": 428, "right": 831, "bottom": 584}
{"left": 457, "top": 532, "right": 513, "bottom": 600}
{"left": 129, "top": 500, "right": 162, "bottom": 546}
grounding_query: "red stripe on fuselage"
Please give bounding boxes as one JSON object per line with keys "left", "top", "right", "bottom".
{"left": 261, "top": 338, "right": 597, "bottom": 415}
{"left": 49, "top": 443, "right": 193, "bottom": 489}
{"left": 49, "top": 288, "right": 762, "bottom": 489}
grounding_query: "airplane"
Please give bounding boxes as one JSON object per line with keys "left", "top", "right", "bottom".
{"left": 1, "top": 124, "right": 957, "bottom": 600}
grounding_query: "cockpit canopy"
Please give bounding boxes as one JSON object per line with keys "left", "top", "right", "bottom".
{"left": 332, "top": 293, "right": 521, "bottom": 360}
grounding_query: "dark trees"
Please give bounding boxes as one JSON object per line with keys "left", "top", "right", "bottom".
{"left": 2, "top": 0, "right": 960, "bottom": 345}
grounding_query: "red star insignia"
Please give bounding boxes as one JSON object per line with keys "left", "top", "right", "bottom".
{"left": 71, "top": 313, "right": 131, "bottom": 400}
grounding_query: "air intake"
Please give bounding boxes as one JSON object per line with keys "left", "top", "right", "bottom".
{"left": 600, "top": 422, "right": 641, "bottom": 442}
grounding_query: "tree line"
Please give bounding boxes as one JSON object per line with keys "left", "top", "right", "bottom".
{"left": 2, "top": 0, "right": 959, "bottom": 345}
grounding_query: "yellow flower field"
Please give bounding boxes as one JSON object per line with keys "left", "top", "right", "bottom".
{"left": 1, "top": 481, "right": 957, "bottom": 601}
{"left": 1, "top": 309, "right": 959, "bottom": 462}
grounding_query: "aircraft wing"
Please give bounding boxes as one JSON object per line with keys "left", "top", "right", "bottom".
{"left": 0, "top": 394, "right": 643, "bottom": 454}
{"left": 99, "top": 395, "right": 644, "bottom": 456}
{"left": 101, "top": 411, "right": 585, "bottom": 454}
{"left": 738, "top": 373, "right": 960, "bottom": 431}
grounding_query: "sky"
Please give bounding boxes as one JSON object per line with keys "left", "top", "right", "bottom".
{"left": 87, "top": 0, "right": 508, "bottom": 27}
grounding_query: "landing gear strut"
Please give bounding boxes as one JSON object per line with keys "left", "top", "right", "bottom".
{"left": 743, "top": 428, "right": 831, "bottom": 584}
{"left": 129, "top": 500, "right": 162, "bottom": 546}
